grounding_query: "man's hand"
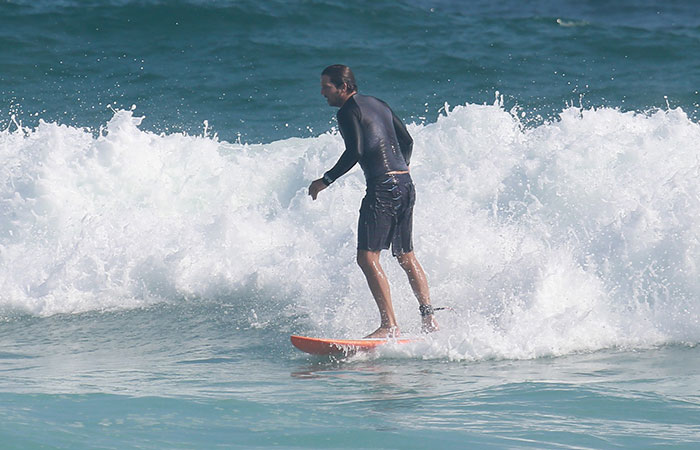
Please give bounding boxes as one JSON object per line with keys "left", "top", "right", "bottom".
{"left": 308, "top": 178, "right": 328, "bottom": 200}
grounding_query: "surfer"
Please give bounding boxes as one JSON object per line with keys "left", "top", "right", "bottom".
{"left": 308, "top": 64, "right": 438, "bottom": 338}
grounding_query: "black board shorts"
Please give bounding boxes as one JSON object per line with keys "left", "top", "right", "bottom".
{"left": 357, "top": 172, "right": 415, "bottom": 256}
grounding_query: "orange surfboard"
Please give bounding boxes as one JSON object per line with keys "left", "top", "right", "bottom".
{"left": 290, "top": 334, "right": 420, "bottom": 355}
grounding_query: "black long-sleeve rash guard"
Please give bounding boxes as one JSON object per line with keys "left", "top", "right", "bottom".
{"left": 322, "top": 94, "right": 413, "bottom": 185}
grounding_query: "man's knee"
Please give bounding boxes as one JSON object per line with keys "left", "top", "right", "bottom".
{"left": 396, "top": 252, "right": 416, "bottom": 271}
{"left": 357, "top": 250, "right": 378, "bottom": 271}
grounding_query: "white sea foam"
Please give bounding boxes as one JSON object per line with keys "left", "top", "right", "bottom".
{"left": 1, "top": 103, "right": 699, "bottom": 359}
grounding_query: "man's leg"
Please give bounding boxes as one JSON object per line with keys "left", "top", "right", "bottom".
{"left": 396, "top": 251, "right": 438, "bottom": 333}
{"left": 357, "top": 250, "right": 399, "bottom": 338}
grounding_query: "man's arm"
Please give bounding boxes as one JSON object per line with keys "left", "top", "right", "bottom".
{"left": 323, "top": 105, "right": 363, "bottom": 183}
{"left": 309, "top": 104, "right": 363, "bottom": 200}
{"left": 392, "top": 111, "right": 413, "bottom": 165}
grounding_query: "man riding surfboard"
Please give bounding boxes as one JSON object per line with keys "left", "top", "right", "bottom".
{"left": 308, "top": 64, "right": 438, "bottom": 338}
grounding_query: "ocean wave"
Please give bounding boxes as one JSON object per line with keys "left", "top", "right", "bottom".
{"left": 1, "top": 101, "right": 699, "bottom": 358}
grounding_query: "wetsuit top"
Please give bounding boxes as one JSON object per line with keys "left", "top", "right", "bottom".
{"left": 322, "top": 94, "right": 413, "bottom": 185}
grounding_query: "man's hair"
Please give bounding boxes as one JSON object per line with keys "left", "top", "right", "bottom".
{"left": 322, "top": 64, "right": 357, "bottom": 92}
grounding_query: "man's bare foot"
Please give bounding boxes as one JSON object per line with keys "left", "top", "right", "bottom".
{"left": 364, "top": 326, "right": 399, "bottom": 339}
{"left": 421, "top": 315, "right": 439, "bottom": 333}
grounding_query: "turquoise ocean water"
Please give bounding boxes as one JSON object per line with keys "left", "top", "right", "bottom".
{"left": 1, "top": 0, "right": 699, "bottom": 448}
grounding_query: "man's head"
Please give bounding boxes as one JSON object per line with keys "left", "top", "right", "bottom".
{"left": 321, "top": 64, "right": 357, "bottom": 107}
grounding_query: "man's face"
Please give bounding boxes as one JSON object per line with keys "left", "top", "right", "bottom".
{"left": 320, "top": 75, "right": 347, "bottom": 107}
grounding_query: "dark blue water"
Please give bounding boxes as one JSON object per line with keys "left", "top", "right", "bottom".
{"left": 2, "top": 0, "right": 699, "bottom": 142}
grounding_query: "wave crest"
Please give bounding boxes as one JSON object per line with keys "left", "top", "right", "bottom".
{"left": 1, "top": 103, "right": 698, "bottom": 358}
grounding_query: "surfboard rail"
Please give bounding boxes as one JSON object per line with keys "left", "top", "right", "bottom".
{"left": 290, "top": 334, "right": 419, "bottom": 355}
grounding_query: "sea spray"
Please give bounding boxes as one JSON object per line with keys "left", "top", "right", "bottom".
{"left": 403, "top": 104, "right": 700, "bottom": 359}
{"left": 1, "top": 103, "right": 699, "bottom": 360}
